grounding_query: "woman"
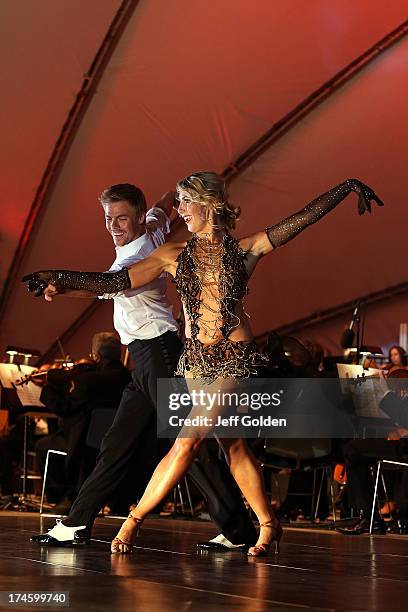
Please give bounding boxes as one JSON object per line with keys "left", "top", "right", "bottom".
{"left": 387, "top": 345, "right": 407, "bottom": 370}
{"left": 24, "top": 172, "right": 383, "bottom": 556}
{"left": 379, "top": 345, "right": 408, "bottom": 373}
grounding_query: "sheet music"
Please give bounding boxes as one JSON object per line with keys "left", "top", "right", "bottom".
{"left": 0, "top": 364, "right": 44, "bottom": 407}
{"left": 336, "top": 363, "right": 389, "bottom": 419}
{"left": 15, "top": 381, "right": 45, "bottom": 408}
{"left": 0, "top": 364, "right": 22, "bottom": 389}
{"left": 337, "top": 364, "right": 380, "bottom": 393}
{"left": 351, "top": 377, "right": 389, "bottom": 418}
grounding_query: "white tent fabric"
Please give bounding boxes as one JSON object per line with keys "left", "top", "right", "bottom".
{"left": 1, "top": 0, "right": 407, "bottom": 361}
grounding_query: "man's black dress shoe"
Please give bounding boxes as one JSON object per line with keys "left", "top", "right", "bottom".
{"left": 336, "top": 515, "right": 386, "bottom": 536}
{"left": 196, "top": 540, "right": 246, "bottom": 551}
{"left": 31, "top": 529, "right": 90, "bottom": 546}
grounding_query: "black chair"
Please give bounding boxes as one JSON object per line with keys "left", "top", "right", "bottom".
{"left": 370, "top": 458, "right": 408, "bottom": 533}
{"left": 260, "top": 437, "right": 336, "bottom": 522}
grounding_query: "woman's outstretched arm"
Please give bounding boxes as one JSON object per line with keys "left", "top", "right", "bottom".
{"left": 22, "top": 242, "right": 181, "bottom": 298}
{"left": 245, "top": 179, "right": 384, "bottom": 257}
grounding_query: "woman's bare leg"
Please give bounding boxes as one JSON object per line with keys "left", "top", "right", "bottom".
{"left": 111, "top": 437, "right": 202, "bottom": 550}
{"left": 220, "top": 438, "right": 281, "bottom": 552}
{"left": 136, "top": 437, "right": 202, "bottom": 516}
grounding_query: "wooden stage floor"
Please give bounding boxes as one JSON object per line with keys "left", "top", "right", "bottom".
{"left": 1, "top": 512, "right": 407, "bottom": 611}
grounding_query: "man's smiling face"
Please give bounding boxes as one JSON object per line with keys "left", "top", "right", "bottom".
{"left": 103, "top": 200, "right": 144, "bottom": 247}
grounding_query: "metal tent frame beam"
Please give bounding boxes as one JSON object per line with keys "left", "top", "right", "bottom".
{"left": 222, "top": 19, "right": 408, "bottom": 182}
{"left": 0, "top": 0, "right": 140, "bottom": 325}
{"left": 256, "top": 281, "right": 408, "bottom": 342}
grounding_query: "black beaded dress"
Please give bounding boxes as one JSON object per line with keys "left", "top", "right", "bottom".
{"left": 173, "top": 232, "right": 268, "bottom": 380}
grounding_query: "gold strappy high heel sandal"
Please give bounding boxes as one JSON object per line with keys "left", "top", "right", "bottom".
{"left": 111, "top": 512, "right": 143, "bottom": 554}
{"left": 247, "top": 519, "right": 283, "bottom": 557}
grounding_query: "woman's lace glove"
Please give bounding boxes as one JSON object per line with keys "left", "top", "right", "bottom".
{"left": 22, "top": 268, "right": 131, "bottom": 297}
{"left": 266, "top": 179, "right": 384, "bottom": 249}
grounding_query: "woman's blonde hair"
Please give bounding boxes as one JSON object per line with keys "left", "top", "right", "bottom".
{"left": 176, "top": 171, "right": 241, "bottom": 230}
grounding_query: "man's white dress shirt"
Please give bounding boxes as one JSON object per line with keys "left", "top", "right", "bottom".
{"left": 99, "top": 207, "right": 178, "bottom": 345}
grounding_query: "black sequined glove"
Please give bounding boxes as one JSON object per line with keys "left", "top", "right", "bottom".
{"left": 266, "top": 179, "right": 384, "bottom": 249}
{"left": 22, "top": 268, "right": 131, "bottom": 297}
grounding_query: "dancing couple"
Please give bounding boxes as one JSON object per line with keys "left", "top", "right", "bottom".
{"left": 24, "top": 172, "right": 383, "bottom": 556}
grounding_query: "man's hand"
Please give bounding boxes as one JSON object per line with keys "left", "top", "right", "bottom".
{"left": 44, "top": 283, "right": 59, "bottom": 302}
{"left": 155, "top": 191, "right": 177, "bottom": 218}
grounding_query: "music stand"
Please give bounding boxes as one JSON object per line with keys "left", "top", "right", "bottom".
{"left": 336, "top": 364, "right": 391, "bottom": 438}
{"left": 0, "top": 364, "right": 58, "bottom": 510}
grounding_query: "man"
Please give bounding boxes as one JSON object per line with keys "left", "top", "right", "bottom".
{"left": 31, "top": 184, "right": 256, "bottom": 550}
{"left": 36, "top": 332, "right": 131, "bottom": 511}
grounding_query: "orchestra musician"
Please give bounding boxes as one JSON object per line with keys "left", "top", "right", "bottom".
{"left": 338, "top": 372, "right": 408, "bottom": 535}
{"left": 381, "top": 345, "right": 408, "bottom": 374}
{"left": 35, "top": 333, "right": 131, "bottom": 511}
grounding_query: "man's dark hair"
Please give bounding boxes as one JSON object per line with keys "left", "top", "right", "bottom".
{"left": 92, "top": 332, "right": 122, "bottom": 362}
{"left": 99, "top": 183, "right": 147, "bottom": 218}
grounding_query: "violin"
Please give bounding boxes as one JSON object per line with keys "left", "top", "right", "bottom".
{"left": 16, "top": 363, "right": 53, "bottom": 387}
{"left": 384, "top": 364, "right": 408, "bottom": 378}
{"left": 15, "top": 357, "right": 96, "bottom": 387}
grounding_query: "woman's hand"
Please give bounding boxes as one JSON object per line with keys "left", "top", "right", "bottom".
{"left": 22, "top": 268, "right": 131, "bottom": 296}
{"left": 349, "top": 179, "right": 384, "bottom": 215}
{"left": 260, "top": 178, "right": 384, "bottom": 254}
